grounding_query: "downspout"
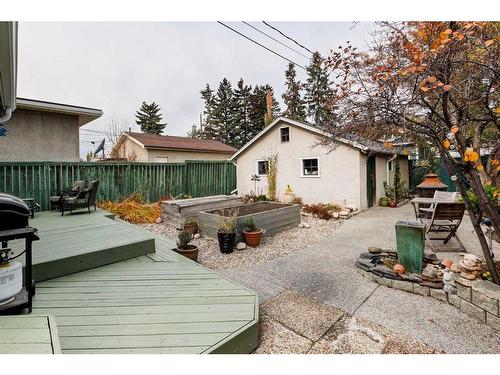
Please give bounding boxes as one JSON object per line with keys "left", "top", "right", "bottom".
{"left": 230, "top": 161, "right": 238, "bottom": 195}
{"left": 0, "top": 107, "right": 13, "bottom": 123}
{"left": 387, "top": 153, "right": 397, "bottom": 186}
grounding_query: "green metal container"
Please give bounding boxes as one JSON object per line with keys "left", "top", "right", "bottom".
{"left": 395, "top": 221, "right": 425, "bottom": 274}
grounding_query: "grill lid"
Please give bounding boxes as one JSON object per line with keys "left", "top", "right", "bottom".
{"left": 0, "top": 193, "right": 31, "bottom": 216}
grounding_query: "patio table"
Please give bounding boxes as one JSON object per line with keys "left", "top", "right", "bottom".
{"left": 410, "top": 197, "right": 445, "bottom": 219}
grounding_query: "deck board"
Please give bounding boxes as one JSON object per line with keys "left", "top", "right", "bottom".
{"left": 32, "top": 250, "right": 259, "bottom": 354}
{"left": 0, "top": 315, "right": 61, "bottom": 354}
{"left": 3, "top": 209, "right": 259, "bottom": 354}
{"left": 10, "top": 210, "right": 156, "bottom": 281}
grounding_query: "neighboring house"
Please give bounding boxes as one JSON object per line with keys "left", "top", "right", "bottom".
{"left": 1, "top": 21, "right": 103, "bottom": 162}
{"left": 111, "top": 132, "right": 237, "bottom": 163}
{"left": 230, "top": 117, "right": 410, "bottom": 210}
{"left": 0, "top": 98, "right": 103, "bottom": 162}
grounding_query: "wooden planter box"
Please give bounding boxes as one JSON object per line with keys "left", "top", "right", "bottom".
{"left": 198, "top": 202, "right": 301, "bottom": 242}
{"left": 162, "top": 195, "right": 243, "bottom": 229}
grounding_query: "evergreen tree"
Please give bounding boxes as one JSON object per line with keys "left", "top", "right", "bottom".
{"left": 248, "top": 85, "right": 280, "bottom": 137}
{"left": 304, "top": 52, "right": 334, "bottom": 126}
{"left": 233, "top": 78, "right": 252, "bottom": 147}
{"left": 135, "top": 101, "right": 167, "bottom": 134}
{"left": 187, "top": 124, "right": 203, "bottom": 139}
{"left": 200, "top": 84, "right": 216, "bottom": 140}
{"left": 282, "top": 63, "right": 306, "bottom": 121}
{"left": 211, "top": 78, "right": 238, "bottom": 147}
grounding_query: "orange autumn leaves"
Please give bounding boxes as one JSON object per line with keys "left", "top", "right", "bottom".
{"left": 441, "top": 127, "right": 482, "bottom": 171}
{"left": 419, "top": 75, "right": 452, "bottom": 93}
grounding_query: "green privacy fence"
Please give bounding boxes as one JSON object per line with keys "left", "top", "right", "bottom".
{"left": 0, "top": 160, "right": 236, "bottom": 210}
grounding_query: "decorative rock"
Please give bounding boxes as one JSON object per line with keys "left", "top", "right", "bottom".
{"left": 393, "top": 264, "right": 405, "bottom": 274}
{"left": 193, "top": 233, "right": 201, "bottom": 239}
{"left": 422, "top": 264, "right": 438, "bottom": 278}
{"left": 368, "top": 247, "right": 383, "bottom": 254}
{"left": 298, "top": 223, "right": 305, "bottom": 228}
{"left": 345, "top": 204, "right": 358, "bottom": 211}
{"left": 303, "top": 222, "right": 311, "bottom": 229}
{"left": 472, "top": 289, "right": 499, "bottom": 315}
{"left": 332, "top": 212, "right": 340, "bottom": 219}
{"left": 339, "top": 210, "right": 351, "bottom": 219}
{"left": 236, "top": 242, "right": 247, "bottom": 250}
{"left": 441, "top": 259, "right": 453, "bottom": 269}
{"left": 373, "top": 274, "right": 393, "bottom": 288}
{"left": 442, "top": 269, "right": 457, "bottom": 294}
{"left": 155, "top": 217, "right": 163, "bottom": 224}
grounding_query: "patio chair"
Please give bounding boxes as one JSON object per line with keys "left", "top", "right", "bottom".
{"left": 50, "top": 180, "right": 86, "bottom": 211}
{"left": 419, "top": 190, "right": 458, "bottom": 217}
{"left": 420, "top": 202, "right": 466, "bottom": 252}
{"left": 60, "top": 180, "right": 100, "bottom": 216}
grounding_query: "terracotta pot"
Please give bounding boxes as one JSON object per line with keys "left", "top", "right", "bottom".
{"left": 183, "top": 223, "right": 198, "bottom": 235}
{"left": 175, "top": 244, "right": 198, "bottom": 262}
{"left": 242, "top": 228, "right": 263, "bottom": 247}
{"left": 218, "top": 232, "right": 235, "bottom": 254}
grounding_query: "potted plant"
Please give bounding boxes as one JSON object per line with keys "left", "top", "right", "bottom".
{"left": 183, "top": 216, "right": 198, "bottom": 234}
{"left": 175, "top": 229, "right": 198, "bottom": 262}
{"left": 242, "top": 216, "right": 263, "bottom": 247}
{"left": 217, "top": 209, "right": 238, "bottom": 254}
{"left": 282, "top": 184, "right": 295, "bottom": 204}
{"left": 379, "top": 197, "right": 389, "bottom": 207}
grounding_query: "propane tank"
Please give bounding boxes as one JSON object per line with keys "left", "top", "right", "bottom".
{"left": 0, "top": 249, "right": 23, "bottom": 305}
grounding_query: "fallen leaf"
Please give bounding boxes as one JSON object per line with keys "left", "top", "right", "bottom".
{"left": 427, "top": 76, "right": 437, "bottom": 83}
{"left": 443, "top": 84, "right": 452, "bottom": 91}
{"left": 420, "top": 86, "right": 431, "bottom": 93}
{"left": 442, "top": 140, "right": 451, "bottom": 149}
{"left": 485, "top": 39, "right": 495, "bottom": 47}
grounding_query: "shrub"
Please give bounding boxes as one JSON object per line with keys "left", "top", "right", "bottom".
{"left": 177, "top": 230, "right": 193, "bottom": 248}
{"left": 184, "top": 216, "right": 197, "bottom": 225}
{"left": 302, "top": 203, "right": 333, "bottom": 220}
{"left": 463, "top": 184, "right": 500, "bottom": 213}
{"left": 244, "top": 216, "right": 257, "bottom": 232}
{"left": 217, "top": 208, "right": 238, "bottom": 233}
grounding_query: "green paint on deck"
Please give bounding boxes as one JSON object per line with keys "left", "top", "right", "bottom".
{"left": 1, "top": 209, "right": 259, "bottom": 354}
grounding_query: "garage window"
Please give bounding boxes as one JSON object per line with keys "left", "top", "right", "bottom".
{"left": 256, "top": 160, "right": 269, "bottom": 176}
{"left": 301, "top": 158, "right": 319, "bottom": 177}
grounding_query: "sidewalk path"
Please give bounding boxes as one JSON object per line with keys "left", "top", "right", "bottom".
{"left": 219, "top": 204, "right": 500, "bottom": 354}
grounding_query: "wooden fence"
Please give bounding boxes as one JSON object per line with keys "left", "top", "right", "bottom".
{"left": 0, "top": 160, "right": 236, "bottom": 210}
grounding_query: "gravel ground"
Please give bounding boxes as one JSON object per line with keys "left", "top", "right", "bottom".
{"left": 140, "top": 213, "right": 341, "bottom": 270}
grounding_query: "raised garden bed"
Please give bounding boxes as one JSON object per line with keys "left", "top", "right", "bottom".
{"left": 162, "top": 195, "right": 243, "bottom": 229}
{"left": 198, "top": 202, "right": 301, "bottom": 242}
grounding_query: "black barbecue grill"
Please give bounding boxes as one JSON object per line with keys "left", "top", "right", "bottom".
{"left": 0, "top": 193, "right": 39, "bottom": 314}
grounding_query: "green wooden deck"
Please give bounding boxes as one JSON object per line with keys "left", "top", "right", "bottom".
{"left": 1, "top": 210, "right": 259, "bottom": 354}
{"left": 10, "top": 210, "right": 156, "bottom": 281}
{"left": 0, "top": 315, "right": 61, "bottom": 353}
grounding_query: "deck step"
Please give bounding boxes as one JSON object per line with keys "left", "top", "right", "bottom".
{"left": 11, "top": 210, "right": 156, "bottom": 282}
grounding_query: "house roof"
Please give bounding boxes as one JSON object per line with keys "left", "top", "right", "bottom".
{"left": 229, "top": 117, "right": 409, "bottom": 160}
{"left": 125, "top": 132, "right": 237, "bottom": 154}
{"left": 16, "top": 97, "right": 103, "bottom": 126}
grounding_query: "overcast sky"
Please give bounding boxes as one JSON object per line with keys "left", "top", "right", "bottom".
{"left": 17, "top": 22, "right": 375, "bottom": 157}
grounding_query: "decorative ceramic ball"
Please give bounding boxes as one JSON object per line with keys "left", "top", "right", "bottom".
{"left": 442, "top": 259, "right": 453, "bottom": 269}
{"left": 393, "top": 264, "right": 405, "bottom": 274}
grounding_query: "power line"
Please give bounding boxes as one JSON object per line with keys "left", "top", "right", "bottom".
{"left": 217, "top": 21, "right": 306, "bottom": 70}
{"left": 241, "top": 21, "right": 310, "bottom": 59}
{"left": 262, "top": 22, "right": 315, "bottom": 56}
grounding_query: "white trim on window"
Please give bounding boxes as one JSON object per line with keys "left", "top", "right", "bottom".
{"left": 300, "top": 157, "right": 321, "bottom": 178}
{"left": 255, "top": 159, "right": 269, "bottom": 176}
{"left": 279, "top": 126, "right": 290, "bottom": 143}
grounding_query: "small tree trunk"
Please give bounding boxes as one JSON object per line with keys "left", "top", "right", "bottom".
{"left": 440, "top": 152, "right": 499, "bottom": 285}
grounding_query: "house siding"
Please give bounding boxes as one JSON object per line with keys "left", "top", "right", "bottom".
{"left": 0, "top": 109, "right": 80, "bottom": 161}
{"left": 235, "top": 121, "right": 364, "bottom": 208}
